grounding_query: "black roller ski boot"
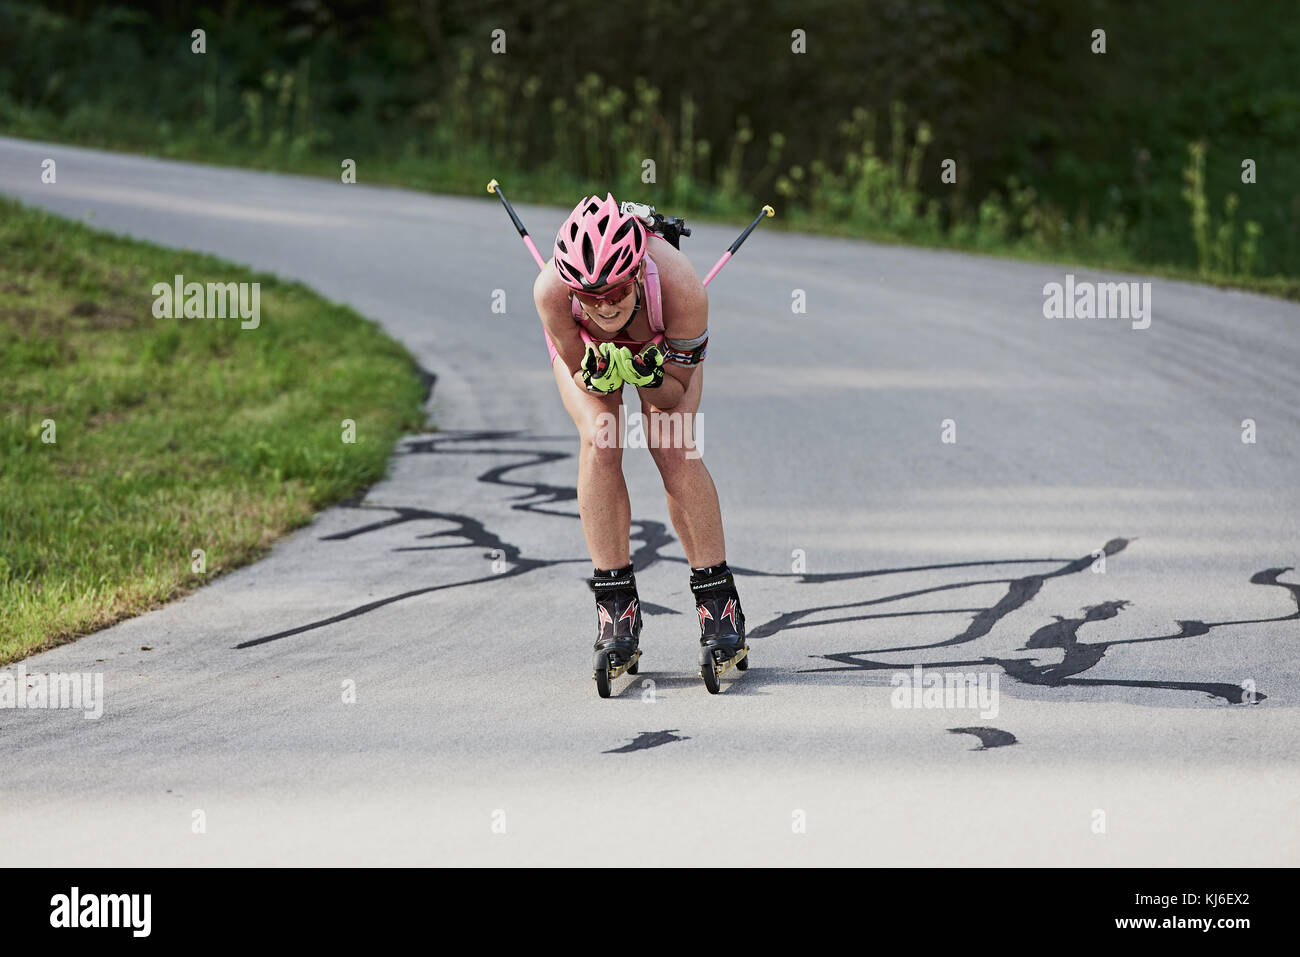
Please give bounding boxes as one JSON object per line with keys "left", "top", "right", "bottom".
{"left": 691, "top": 562, "right": 749, "bottom": 694}
{"left": 589, "top": 564, "right": 643, "bottom": 698}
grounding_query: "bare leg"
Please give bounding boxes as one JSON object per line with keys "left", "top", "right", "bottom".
{"left": 640, "top": 368, "right": 725, "bottom": 568}
{"left": 552, "top": 357, "right": 630, "bottom": 570}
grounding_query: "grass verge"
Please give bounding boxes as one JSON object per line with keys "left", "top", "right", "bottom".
{"left": 0, "top": 196, "right": 429, "bottom": 663}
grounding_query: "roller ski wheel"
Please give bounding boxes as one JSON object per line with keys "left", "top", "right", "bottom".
{"left": 594, "top": 651, "right": 612, "bottom": 699}
{"left": 593, "top": 644, "right": 642, "bottom": 699}
{"left": 699, "top": 646, "right": 720, "bottom": 694}
{"left": 698, "top": 641, "right": 749, "bottom": 694}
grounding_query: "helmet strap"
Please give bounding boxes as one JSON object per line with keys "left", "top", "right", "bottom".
{"left": 613, "top": 287, "right": 640, "bottom": 336}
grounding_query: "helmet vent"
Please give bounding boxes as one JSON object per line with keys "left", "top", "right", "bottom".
{"left": 552, "top": 193, "right": 645, "bottom": 291}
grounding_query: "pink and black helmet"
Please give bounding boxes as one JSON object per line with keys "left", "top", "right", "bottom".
{"left": 553, "top": 193, "right": 647, "bottom": 291}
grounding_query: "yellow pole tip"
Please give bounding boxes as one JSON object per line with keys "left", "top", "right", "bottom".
{"left": 487, "top": 179, "right": 499, "bottom": 193}
{"left": 762, "top": 205, "right": 775, "bottom": 217}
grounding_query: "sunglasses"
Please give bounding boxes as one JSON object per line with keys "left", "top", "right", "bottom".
{"left": 572, "top": 267, "right": 641, "bottom": 308}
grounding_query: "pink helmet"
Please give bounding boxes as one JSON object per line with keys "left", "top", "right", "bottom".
{"left": 553, "top": 193, "right": 647, "bottom": 291}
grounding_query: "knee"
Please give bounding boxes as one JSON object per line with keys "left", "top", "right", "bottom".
{"left": 648, "top": 442, "right": 699, "bottom": 483}
{"left": 580, "top": 422, "right": 624, "bottom": 470}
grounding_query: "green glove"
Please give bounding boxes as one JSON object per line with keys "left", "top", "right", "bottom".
{"left": 581, "top": 340, "right": 624, "bottom": 393}
{"left": 612, "top": 343, "right": 665, "bottom": 388}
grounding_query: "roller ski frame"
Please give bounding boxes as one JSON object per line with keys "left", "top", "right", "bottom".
{"left": 698, "top": 640, "right": 749, "bottom": 694}
{"left": 593, "top": 645, "right": 641, "bottom": 698}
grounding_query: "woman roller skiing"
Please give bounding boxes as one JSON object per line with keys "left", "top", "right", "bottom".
{"left": 534, "top": 193, "right": 747, "bottom": 695}
{"left": 487, "top": 183, "right": 771, "bottom": 695}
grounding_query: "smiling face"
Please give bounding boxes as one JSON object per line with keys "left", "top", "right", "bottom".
{"left": 576, "top": 282, "right": 638, "bottom": 331}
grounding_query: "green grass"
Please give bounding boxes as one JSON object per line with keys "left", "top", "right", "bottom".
{"left": 0, "top": 197, "right": 429, "bottom": 662}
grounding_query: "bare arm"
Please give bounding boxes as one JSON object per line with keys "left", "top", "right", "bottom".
{"left": 637, "top": 237, "right": 707, "bottom": 410}
{"left": 534, "top": 260, "right": 591, "bottom": 389}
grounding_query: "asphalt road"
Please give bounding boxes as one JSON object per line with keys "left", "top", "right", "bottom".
{"left": 2, "top": 136, "right": 1297, "bottom": 865}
